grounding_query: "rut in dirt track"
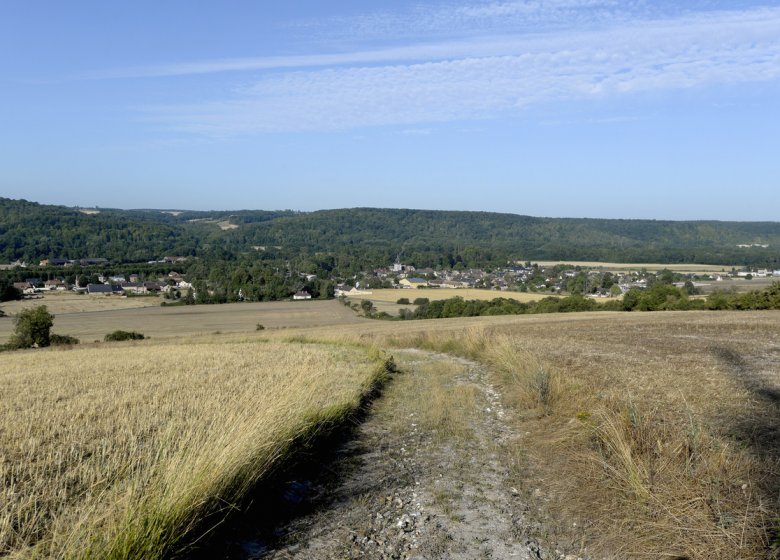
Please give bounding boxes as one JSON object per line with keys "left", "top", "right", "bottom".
{"left": 213, "top": 348, "right": 581, "bottom": 560}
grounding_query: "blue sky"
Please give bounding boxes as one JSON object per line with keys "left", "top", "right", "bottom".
{"left": 1, "top": 1, "right": 779, "bottom": 219}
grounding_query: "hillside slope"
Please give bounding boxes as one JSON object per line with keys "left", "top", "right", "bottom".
{"left": 2, "top": 197, "right": 778, "bottom": 267}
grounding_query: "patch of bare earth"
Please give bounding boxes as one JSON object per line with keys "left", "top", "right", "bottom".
{"left": 215, "top": 349, "right": 582, "bottom": 560}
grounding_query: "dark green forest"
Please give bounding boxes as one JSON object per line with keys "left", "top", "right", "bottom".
{"left": 2, "top": 197, "right": 779, "bottom": 270}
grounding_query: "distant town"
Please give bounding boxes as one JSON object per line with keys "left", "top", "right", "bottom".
{"left": 2, "top": 255, "right": 779, "bottom": 302}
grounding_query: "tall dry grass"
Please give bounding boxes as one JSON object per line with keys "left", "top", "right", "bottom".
{"left": 0, "top": 338, "right": 391, "bottom": 559}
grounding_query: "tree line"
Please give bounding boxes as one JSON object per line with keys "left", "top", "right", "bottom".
{"left": 400, "top": 282, "right": 780, "bottom": 320}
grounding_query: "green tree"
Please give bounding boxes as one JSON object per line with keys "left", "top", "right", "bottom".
{"left": 566, "top": 272, "right": 587, "bottom": 294}
{"left": 658, "top": 269, "right": 675, "bottom": 285}
{"left": 8, "top": 305, "right": 54, "bottom": 348}
{"left": 0, "top": 279, "right": 22, "bottom": 302}
{"left": 360, "top": 299, "right": 375, "bottom": 315}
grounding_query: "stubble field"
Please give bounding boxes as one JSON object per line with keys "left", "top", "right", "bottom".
{"left": 0, "top": 292, "right": 160, "bottom": 316}
{"left": 0, "top": 299, "right": 364, "bottom": 344}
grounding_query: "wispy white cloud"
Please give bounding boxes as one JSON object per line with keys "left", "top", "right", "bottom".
{"left": 140, "top": 6, "right": 780, "bottom": 135}
{"left": 291, "top": 0, "right": 648, "bottom": 43}
{"left": 105, "top": 0, "right": 654, "bottom": 79}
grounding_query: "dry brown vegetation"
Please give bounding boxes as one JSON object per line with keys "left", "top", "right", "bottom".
{"left": 381, "top": 353, "right": 478, "bottom": 444}
{"left": 0, "top": 337, "right": 391, "bottom": 559}
{"left": 358, "top": 311, "right": 780, "bottom": 559}
{"left": 4, "top": 300, "right": 779, "bottom": 559}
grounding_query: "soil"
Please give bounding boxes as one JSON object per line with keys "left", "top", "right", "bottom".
{"left": 208, "top": 349, "right": 588, "bottom": 560}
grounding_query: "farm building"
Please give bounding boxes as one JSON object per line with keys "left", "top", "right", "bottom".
{"left": 399, "top": 278, "right": 429, "bottom": 289}
{"left": 120, "top": 282, "right": 148, "bottom": 295}
{"left": 87, "top": 284, "right": 123, "bottom": 295}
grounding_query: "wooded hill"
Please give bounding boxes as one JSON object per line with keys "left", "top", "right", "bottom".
{"left": 2, "top": 197, "right": 779, "bottom": 268}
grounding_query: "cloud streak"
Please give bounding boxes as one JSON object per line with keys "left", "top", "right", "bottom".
{"left": 103, "top": 1, "right": 671, "bottom": 79}
{"left": 141, "top": 5, "right": 780, "bottom": 135}
{"left": 292, "top": 0, "right": 649, "bottom": 43}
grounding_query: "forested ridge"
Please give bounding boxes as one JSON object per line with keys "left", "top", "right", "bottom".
{"left": 2, "top": 197, "right": 779, "bottom": 268}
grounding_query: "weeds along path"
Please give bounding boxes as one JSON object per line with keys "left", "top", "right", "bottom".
{"left": 219, "top": 348, "right": 574, "bottom": 560}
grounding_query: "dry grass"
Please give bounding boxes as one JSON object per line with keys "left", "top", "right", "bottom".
{"left": 345, "top": 311, "right": 780, "bottom": 559}
{"left": 0, "top": 337, "right": 390, "bottom": 559}
{"left": 382, "top": 353, "right": 478, "bottom": 442}
{"left": 3, "top": 301, "right": 778, "bottom": 558}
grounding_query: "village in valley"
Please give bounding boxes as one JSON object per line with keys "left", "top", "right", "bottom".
{"left": 3, "top": 253, "right": 779, "bottom": 302}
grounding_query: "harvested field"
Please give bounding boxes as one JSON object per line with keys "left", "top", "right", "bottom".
{"left": 0, "top": 292, "right": 160, "bottom": 316}
{"left": 0, "top": 337, "right": 390, "bottom": 559}
{"left": 346, "top": 288, "right": 549, "bottom": 304}
{"left": 697, "top": 276, "right": 779, "bottom": 293}
{"left": 4, "top": 300, "right": 779, "bottom": 558}
{"left": 344, "top": 288, "right": 559, "bottom": 320}
{"left": 0, "top": 300, "right": 364, "bottom": 344}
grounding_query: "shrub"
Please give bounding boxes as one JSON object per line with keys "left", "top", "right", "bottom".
{"left": 398, "top": 308, "right": 414, "bottom": 320}
{"left": 396, "top": 297, "right": 410, "bottom": 305}
{"left": 50, "top": 334, "right": 80, "bottom": 346}
{"left": 413, "top": 297, "right": 429, "bottom": 305}
{"left": 104, "top": 330, "right": 145, "bottom": 342}
{"left": 256, "top": 323, "right": 265, "bottom": 331}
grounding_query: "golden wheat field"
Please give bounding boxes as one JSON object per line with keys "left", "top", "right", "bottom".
{"left": 0, "top": 337, "right": 388, "bottom": 559}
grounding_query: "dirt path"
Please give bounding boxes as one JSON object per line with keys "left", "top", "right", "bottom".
{"left": 215, "top": 349, "right": 582, "bottom": 560}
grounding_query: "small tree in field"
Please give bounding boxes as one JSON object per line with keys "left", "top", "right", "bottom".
{"left": 9, "top": 305, "right": 54, "bottom": 348}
